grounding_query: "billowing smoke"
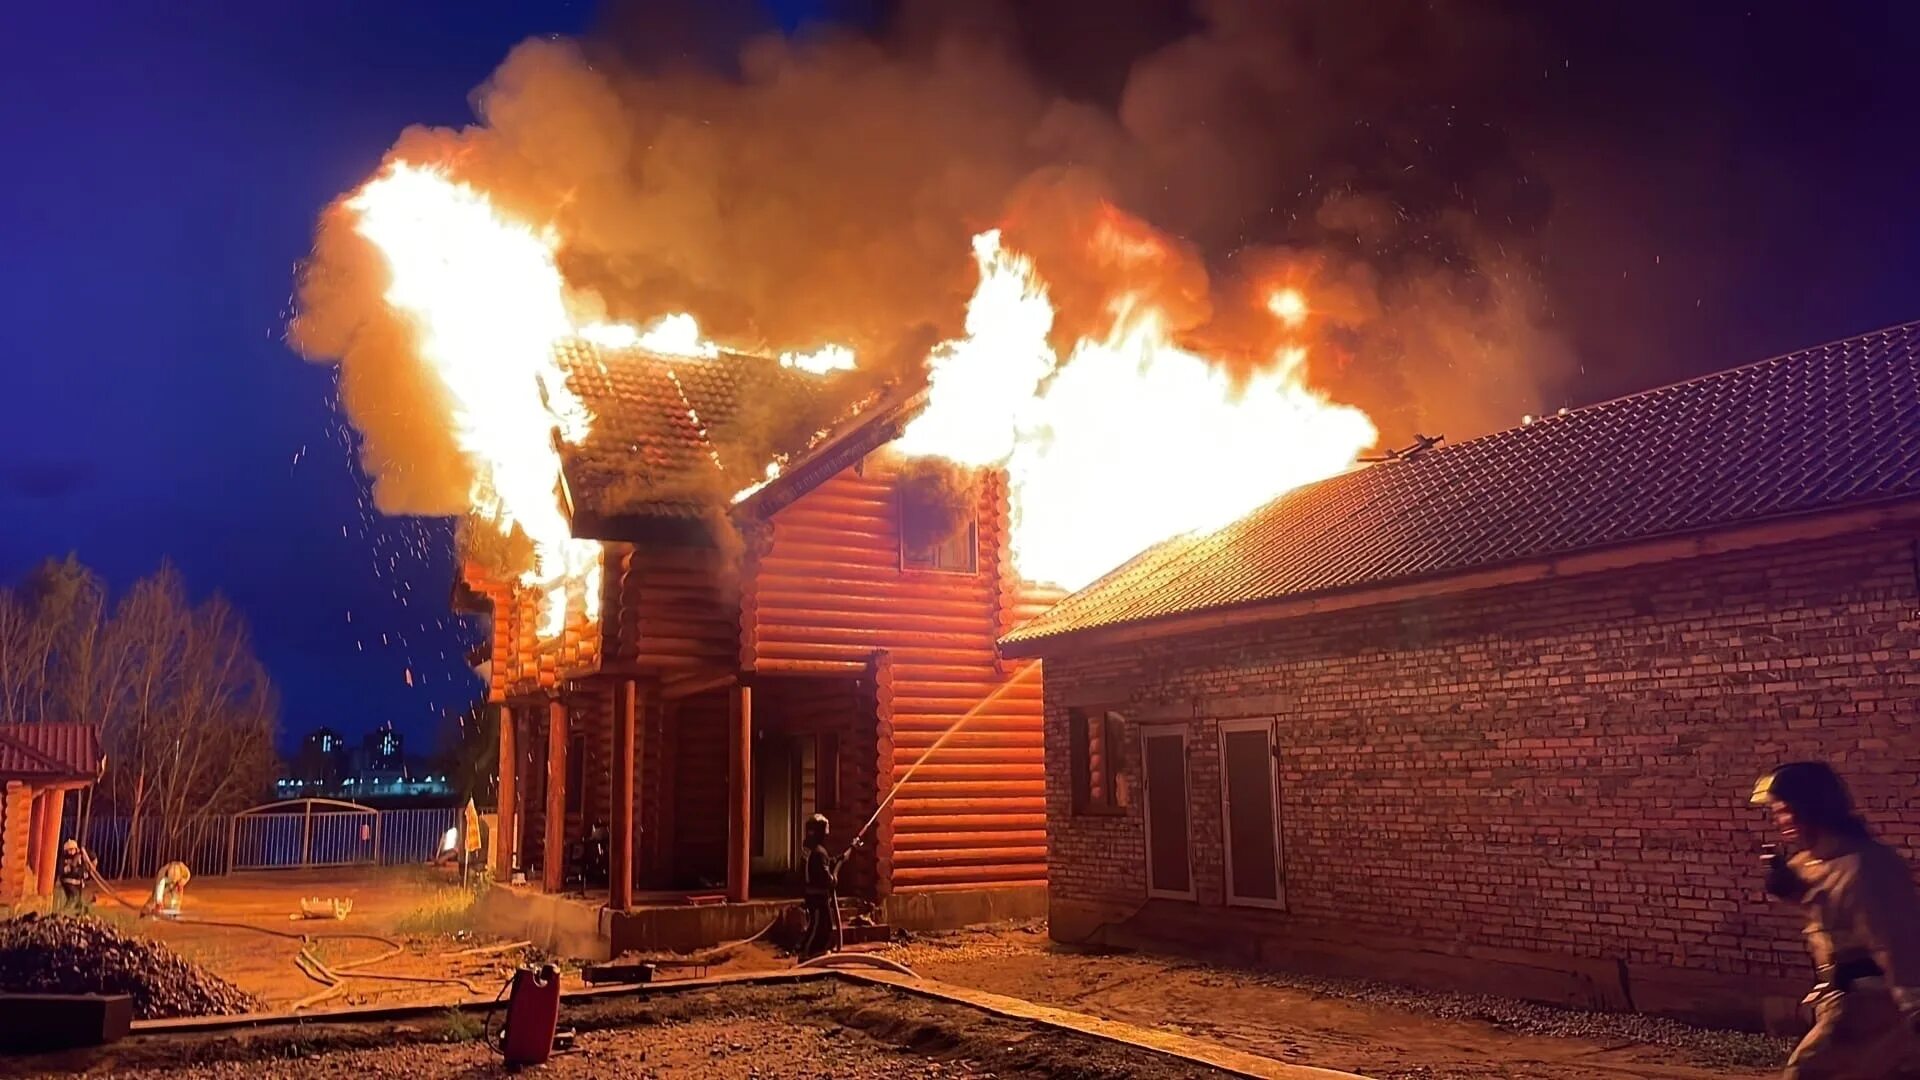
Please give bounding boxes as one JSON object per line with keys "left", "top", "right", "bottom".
{"left": 294, "top": 0, "right": 1574, "bottom": 529}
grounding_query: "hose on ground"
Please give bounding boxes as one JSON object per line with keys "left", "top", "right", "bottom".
{"left": 795, "top": 952, "right": 919, "bottom": 978}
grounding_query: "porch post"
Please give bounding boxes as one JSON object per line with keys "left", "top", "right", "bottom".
{"left": 727, "top": 682, "right": 753, "bottom": 902}
{"left": 35, "top": 788, "right": 65, "bottom": 898}
{"left": 495, "top": 704, "right": 516, "bottom": 881}
{"left": 544, "top": 697, "right": 568, "bottom": 893}
{"left": 609, "top": 680, "right": 638, "bottom": 911}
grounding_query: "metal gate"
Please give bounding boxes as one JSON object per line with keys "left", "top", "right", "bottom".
{"left": 230, "top": 798, "right": 377, "bottom": 871}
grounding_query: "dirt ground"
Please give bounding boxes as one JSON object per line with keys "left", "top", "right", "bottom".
{"left": 40, "top": 872, "right": 1811, "bottom": 1079}
{"left": 874, "top": 923, "right": 1789, "bottom": 1080}
{"left": 82, "top": 866, "right": 571, "bottom": 1011}
{"left": 12, "top": 981, "right": 1236, "bottom": 1080}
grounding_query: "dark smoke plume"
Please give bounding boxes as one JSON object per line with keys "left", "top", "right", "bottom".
{"left": 294, "top": 0, "right": 1579, "bottom": 525}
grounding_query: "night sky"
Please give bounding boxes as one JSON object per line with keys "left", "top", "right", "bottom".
{"left": 3, "top": 1, "right": 1917, "bottom": 756}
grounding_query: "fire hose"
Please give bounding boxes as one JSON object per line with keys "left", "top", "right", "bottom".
{"left": 83, "top": 863, "right": 479, "bottom": 1009}
{"left": 840, "top": 661, "right": 1041, "bottom": 861}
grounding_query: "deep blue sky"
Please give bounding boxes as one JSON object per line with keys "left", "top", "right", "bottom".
{"left": 2, "top": 1, "right": 1916, "bottom": 757}
{"left": 0, "top": 3, "right": 605, "bottom": 752}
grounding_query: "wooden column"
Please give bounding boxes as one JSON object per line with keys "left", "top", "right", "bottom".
{"left": 494, "top": 705, "right": 516, "bottom": 882}
{"left": 34, "top": 789, "right": 65, "bottom": 898}
{"left": 609, "top": 680, "right": 639, "bottom": 911}
{"left": 25, "top": 792, "right": 46, "bottom": 894}
{"left": 726, "top": 682, "right": 753, "bottom": 902}
{"left": 544, "top": 698, "right": 568, "bottom": 893}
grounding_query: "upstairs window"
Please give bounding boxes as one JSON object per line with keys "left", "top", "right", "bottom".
{"left": 897, "top": 470, "right": 979, "bottom": 574}
{"left": 1069, "top": 708, "right": 1126, "bottom": 815}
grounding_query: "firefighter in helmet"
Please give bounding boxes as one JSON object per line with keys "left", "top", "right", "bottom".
{"left": 56, "top": 839, "right": 94, "bottom": 915}
{"left": 1754, "top": 761, "right": 1920, "bottom": 1077}
{"left": 799, "top": 814, "right": 844, "bottom": 960}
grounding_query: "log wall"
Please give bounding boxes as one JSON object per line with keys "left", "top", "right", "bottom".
{"left": 742, "top": 462, "right": 1047, "bottom": 892}
{"left": 603, "top": 543, "right": 738, "bottom": 671}
{"left": 670, "top": 689, "right": 730, "bottom": 887}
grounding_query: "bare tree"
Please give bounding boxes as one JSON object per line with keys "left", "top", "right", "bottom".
{"left": 0, "top": 557, "right": 280, "bottom": 877}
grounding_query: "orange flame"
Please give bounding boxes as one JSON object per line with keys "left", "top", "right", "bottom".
{"left": 899, "top": 233, "right": 1376, "bottom": 590}
{"left": 345, "top": 162, "right": 606, "bottom": 637}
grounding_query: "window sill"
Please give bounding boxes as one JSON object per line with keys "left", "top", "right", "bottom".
{"left": 1071, "top": 806, "right": 1128, "bottom": 819}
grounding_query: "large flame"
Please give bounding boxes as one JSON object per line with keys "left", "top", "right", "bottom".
{"left": 346, "top": 162, "right": 604, "bottom": 637}
{"left": 344, "top": 160, "right": 1374, "bottom": 624}
{"left": 898, "top": 233, "right": 1377, "bottom": 590}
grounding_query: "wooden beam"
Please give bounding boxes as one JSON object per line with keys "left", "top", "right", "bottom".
{"left": 661, "top": 670, "right": 737, "bottom": 701}
{"left": 726, "top": 683, "right": 753, "bottom": 903}
{"left": 34, "top": 789, "right": 63, "bottom": 898}
{"left": 609, "top": 680, "right": 639, "bottom": 911}
{"left": 494, "top": 705, "right": 517, "bottom": 882}
{"left": 544, "top": 698, "right": 568, "bottom": 893}
{"left": 1002, "top": 500, "right": 1920, "bottom": 658}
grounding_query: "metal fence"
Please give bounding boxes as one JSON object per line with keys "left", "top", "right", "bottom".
{"left": 63, "top": 799, "right": 462, "bottom": 880}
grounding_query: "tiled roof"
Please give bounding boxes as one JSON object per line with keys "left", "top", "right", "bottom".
{"left": 555, "top": 342, "right": 879, "bottom": 530}
{"left": 0, "top": 723, "right": 102, "bottom": 781}
{"left": 1004, "top": 321, "right": 1920, "bottom": 651}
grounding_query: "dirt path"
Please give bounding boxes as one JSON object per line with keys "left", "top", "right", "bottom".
{"left": 878, "top": 923, "right": 1787, "bottom": 1080}
{"left": 88, "top": 867, "right": 577, "bottom": 1010}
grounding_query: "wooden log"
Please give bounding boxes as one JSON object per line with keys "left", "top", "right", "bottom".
{"left": 726, "top": 683, "right": 751, "bottom": 903}
{"left": 888, "top": 764, "right": 1045, "bottom": 783}
{"left": 543, "top": 699, "right": 568, "bottom": 893}
{"left": 495, "top": 705, "right": 517, "bottom": 881}
{"left": 661, "top": 670, "right": 738, "bottom": 700}
{"left": 892, "top": 813, "right": 1048, "bottom": 832}
{"left": 749, "top": 658, "right": 872, "bottom": 677}
{"left": 752, "top": 608, "right": 992, "bottom": 634}
{"left": 893, "top": 863, "right": 1048, "bottom": 886}
{"left": 609, "top": 681, "right": 637, "bottom": 911}
{"left": 893, "top": 845, "right": 1049, "bottom": 867}
{"left": 754, "top": 624, "right": 993, "bottom": 650}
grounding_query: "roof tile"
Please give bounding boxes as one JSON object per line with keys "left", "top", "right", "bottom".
{"left": 1006, "top": 322, "right": 1920, "bottom": 648}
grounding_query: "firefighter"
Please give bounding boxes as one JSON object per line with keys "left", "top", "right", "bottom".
{"left": 143, "top": 861, "right": 191, "bottom": 918}
{"left": 56, "top": 839, "right": 93, "bottom": 915}
{"left": 1754, "top": 761, "right": 1920, "bottom": 1077}
{"left": 799, "top": 814, "right": 842, "bottom": 960}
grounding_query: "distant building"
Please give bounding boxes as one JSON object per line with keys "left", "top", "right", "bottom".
{"left": 276, "top": 723, "right": 452, "bottom": 801}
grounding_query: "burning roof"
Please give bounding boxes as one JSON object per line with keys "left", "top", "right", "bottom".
{"left": 552, "top": 340, "right": 892, "bottom": 534}
{"left": 1004, "top": 321, "right": 1920, "bottom": 652}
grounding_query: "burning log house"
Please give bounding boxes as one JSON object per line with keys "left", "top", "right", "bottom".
{"left": 1003, "top": 323, "right": 1920, "bottom": 1027}
{"left": 462, "top": 341, "right": 1062, "bottom": 945}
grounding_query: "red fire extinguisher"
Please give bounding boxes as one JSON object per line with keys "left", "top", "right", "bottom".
{"left": 499, "top": 964, "right": 561, "bottom": 1068}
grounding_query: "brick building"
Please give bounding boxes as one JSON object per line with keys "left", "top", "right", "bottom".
{"left": 1001, "top": 323, "right": 1920, "bottom": 1027}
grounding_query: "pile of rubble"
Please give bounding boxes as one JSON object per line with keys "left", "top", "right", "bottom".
{"left": 0, "top": 914, "right": 259, "bottom": 1019}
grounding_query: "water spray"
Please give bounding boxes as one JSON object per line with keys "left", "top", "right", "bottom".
{"left": 841, "top": 661, "right": 1041, "bottom": 861}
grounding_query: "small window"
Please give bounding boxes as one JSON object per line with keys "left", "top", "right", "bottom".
{"left": 902, "top": 516, "right": 978, "bottom": 573}
{"left": 1069, "top": 709, "right": 1125, "bottom": 815}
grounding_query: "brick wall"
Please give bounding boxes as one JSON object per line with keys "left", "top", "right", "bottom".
{"left": 1042, "top": 530, "right": 1920, "bottom": 995}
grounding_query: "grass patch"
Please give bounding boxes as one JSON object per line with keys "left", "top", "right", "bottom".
{"left": 392, "top": 875, "right": 489, "bottom": 938}
{"left": 441, "top": 1007, "right": 485, "bottom": 1043}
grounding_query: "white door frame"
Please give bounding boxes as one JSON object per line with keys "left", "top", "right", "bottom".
{"left": 1139, "top": 722, "right": 1196, "bottom": 901}
{"left": 1216, "top": 718, "right": 1286, "bottom": 910}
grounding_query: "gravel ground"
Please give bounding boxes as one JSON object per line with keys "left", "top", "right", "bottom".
{"left": 881, "top": 922, "right": 1792, "bottom": 1079}
{"left": 10, "top": 981, "right": 1236, "bottom": 1080}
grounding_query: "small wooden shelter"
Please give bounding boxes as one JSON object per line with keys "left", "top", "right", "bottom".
{"left": 0, "top": 724, "right": 102, "bottom": 905}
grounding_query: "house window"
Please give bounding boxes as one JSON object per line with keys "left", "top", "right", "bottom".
{"left": 1069, "top": 709, "right": 1125, "bottom": 815}
{"left": 902, "top": 517, "right": 978, "bottom": 573}
{"left": 1217, "top": 719, "right": 1285, "bottom": 909}
{"left": 899, "top": 486, "right": 979, "bottom": 573}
